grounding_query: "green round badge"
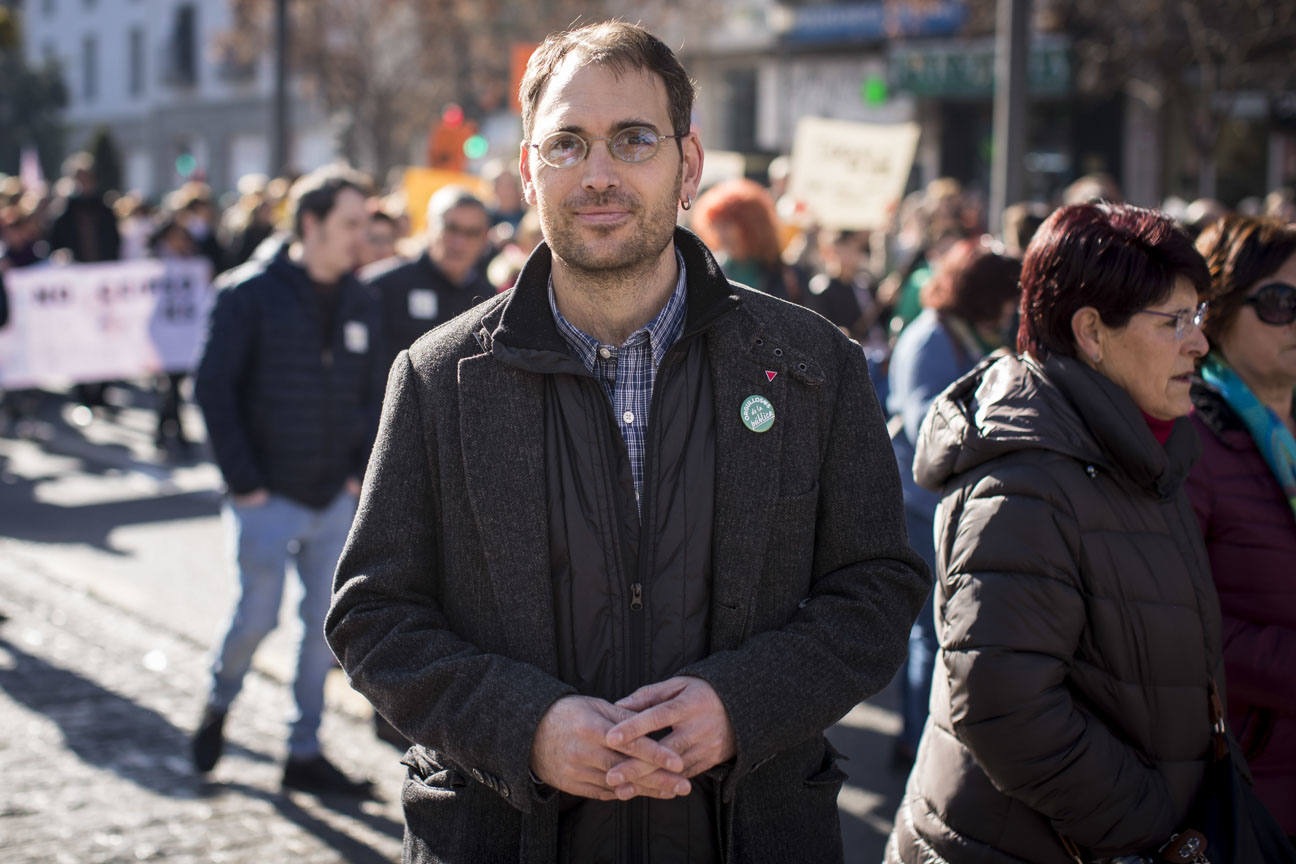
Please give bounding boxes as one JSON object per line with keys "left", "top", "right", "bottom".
{"left": 740, "top": 395, "right": 776, "bottom": 433}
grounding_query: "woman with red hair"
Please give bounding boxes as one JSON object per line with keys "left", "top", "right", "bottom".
{"left": 691, "top": 178, "right": 802, "bottom": 302}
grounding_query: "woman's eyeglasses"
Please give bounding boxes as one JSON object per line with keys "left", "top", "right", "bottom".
{"left": 525, "top": 126, "right": 682, "bottom": 169}
{"left": 1138, "top": 301, "right": 1208, "bottom": 340}
{"left": 1243, "top": 281, "right": 1296, "bottom": 326}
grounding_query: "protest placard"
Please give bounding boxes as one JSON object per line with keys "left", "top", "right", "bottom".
{"left": 0, "top": 258, "right": 213, "bottom": 389}
{"left": 788, "top": 117, "right": 920, "bottom": 230}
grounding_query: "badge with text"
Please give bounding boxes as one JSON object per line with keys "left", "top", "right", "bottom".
{"left": 344, "top": 321, "right": 369, "bottom": 353}
{"left": 740, "top": 395, "right": 776, "bottom": 433}
{"left": 408, "top": 289, "right": 438, "bottom": 320}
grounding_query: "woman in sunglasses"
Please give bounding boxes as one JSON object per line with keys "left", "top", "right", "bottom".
{"left": 1188, "top": 215, "right": 1296, "bottom": 842}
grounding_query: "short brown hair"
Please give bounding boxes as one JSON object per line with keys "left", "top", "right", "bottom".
{"left": 288, "top": 164, "right": 371, "bottom": 238}
{"left": 922, "top": 238, "right": 1021, "bottom": 326}
{"left": 1194, "top": 214, "right": 1296, "bottom": 346}
{"left": 518, "top": 21, "right": 695, "bottom": 142}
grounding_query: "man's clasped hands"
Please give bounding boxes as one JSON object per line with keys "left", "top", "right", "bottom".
{"left": 530, "top": 675, "right": 737, "bottom": 801}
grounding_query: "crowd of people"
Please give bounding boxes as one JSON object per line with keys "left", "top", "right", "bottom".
{"left": 2, "top": 21, "right": 1295, "bottom": 858}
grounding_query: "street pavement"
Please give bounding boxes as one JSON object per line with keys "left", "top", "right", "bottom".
{"left": 0, "top": 386, "right": 911, "bottom": 863}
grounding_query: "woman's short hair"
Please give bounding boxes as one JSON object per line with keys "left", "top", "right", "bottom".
{"left": 1193, "top": 214, "right": 1296, "bottom": 346}
{"left": 691, "top": 178, "right": 782, "bottom": 268}
{"left": 921, "top": 237, "right": 1021, "bottom": 326}
{"left": 1017, "top": 202, "right": 1210, "bottom": 360}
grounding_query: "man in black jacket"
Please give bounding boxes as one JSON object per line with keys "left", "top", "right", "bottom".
{"left": 326, "top": 21, "right": 928, "bottom": 862}
{"left": 192, "top": 164, "right": 384, "bottom": 795}
{"left": 365, "top": 184, "right": 494, "bottom": 371}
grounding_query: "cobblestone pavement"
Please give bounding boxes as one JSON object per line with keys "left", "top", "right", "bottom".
{"left": 0, "top": 551, "right": 407, "bottom": 864}
{"left": 0, "top": 388, "right": 908, "bottom": 862}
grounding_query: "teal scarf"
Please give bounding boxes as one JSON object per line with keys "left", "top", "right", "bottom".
{"left": 1200, "top": 352, "right": 1296, "bottom": 520}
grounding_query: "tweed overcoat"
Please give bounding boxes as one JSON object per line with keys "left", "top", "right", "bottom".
{"left": 325, "top": 228, "right": 930, "bottom": 863}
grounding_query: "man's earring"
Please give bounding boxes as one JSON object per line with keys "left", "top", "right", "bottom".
{"left": 680, "top": 195, "right": 692, "bottom": 211}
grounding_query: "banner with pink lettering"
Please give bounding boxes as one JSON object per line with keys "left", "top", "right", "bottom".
{"left": 0, "top": 258, "right": 213, "bottom": 388}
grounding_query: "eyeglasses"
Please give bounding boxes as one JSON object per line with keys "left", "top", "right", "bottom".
{"left": 441, "top": 221, "right": 488, "bottom": 239}
{"left": 1138, "top": 301, "right": 1208, "bottom": 340}
{"left": 1243, "top": 281, "right": 1296, "bottom": 326}
{"left": 524, "top": 126, "right": 682, "bottom": 169}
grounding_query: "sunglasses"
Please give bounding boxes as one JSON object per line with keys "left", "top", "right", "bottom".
{"left": 1243, "top": 282, "right": 1296, "bottom": 326}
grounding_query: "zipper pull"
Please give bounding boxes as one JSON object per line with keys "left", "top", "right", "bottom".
{"left": 630, "top": 582, "right": 643, "bottom": 611}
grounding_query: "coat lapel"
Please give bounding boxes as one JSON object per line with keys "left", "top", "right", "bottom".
{"left": 707, "top": 317, "right": 786, "bottom": 651}
{"left": 457, "top": 353, "right": 559, "bottom": 674}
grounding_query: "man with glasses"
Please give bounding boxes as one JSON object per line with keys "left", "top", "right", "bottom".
{"left": 365, "top": 185, "right": 495, "bottom": 372}
{"left": 326, "top": 20, "right": 928, "bottom": 863}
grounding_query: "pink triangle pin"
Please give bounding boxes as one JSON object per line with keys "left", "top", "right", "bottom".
{"left": 765, "top": 370, "right": 778, "bottom": 382}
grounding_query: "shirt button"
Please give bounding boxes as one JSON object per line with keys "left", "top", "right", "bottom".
{"left": 622, "top": 411, "right": 635, "bottom": 424}
{"left": 598, "top": 347, "right": 613, "bottom": 359}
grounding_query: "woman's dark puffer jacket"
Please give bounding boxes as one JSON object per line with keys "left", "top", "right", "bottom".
{"left": 886, "top": 352, "right": 1225, "bottom": 864}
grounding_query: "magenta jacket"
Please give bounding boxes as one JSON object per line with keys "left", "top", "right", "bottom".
{"left": 1186, "top": 382, "right": 1296, "bottom": 834}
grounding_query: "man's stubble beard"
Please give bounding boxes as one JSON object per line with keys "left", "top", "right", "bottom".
{"left": 540, "top": 165, "right": 682, "bottom": 282}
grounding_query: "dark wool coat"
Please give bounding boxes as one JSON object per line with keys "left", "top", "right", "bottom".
{"left": 325, "top": 228, "right": 930, "bottom": 864}
{"left": 1187, "top": 382, "right": 1296, "bottom": 834}
{"left": 887, "top": 352, "right": 1225, "bottom": 864}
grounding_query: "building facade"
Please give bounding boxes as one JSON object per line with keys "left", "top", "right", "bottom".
{"left": 21, "top": 0, "right": 333, "bottom": 196}
{"left": 672, "top": 0, "right": 1293, "bottom": 209}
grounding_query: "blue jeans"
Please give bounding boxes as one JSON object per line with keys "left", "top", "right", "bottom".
{"left": 898, "top": 507, "right": 938, "bottom": 753}
{"left": 207, "top": 489, "right": 356, "bottom": 758}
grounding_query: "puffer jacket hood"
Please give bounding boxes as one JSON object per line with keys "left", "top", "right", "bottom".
{"left": 915, "top": 351, "right": 1200, "bottom": 499}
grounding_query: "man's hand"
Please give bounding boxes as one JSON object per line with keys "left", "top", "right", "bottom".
{"left": 604, "top": 677, "right": 736, "bottom": 799}
{"left": 232, "top": 488, "right": 269, "bottom": 508}
{"left": 531, "top": 695, "right": 688, "bottom": 801}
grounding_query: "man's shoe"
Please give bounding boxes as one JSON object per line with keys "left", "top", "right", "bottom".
{"left": 192, "top": 706, "right": 227, "bottom": 774}
{"left": 282, "top": 754, "right": 375, "bottom": 797}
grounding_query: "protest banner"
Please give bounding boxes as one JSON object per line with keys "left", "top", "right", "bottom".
{"left": 0, "top": 258, "right": 213, "bottom": 389}
{"left": 788, "top": 117, "right": 920, "bottom": 230}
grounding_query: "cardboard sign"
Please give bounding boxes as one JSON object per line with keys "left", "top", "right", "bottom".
{"left": 788, "top": 117, "right": 920, "bottom": 230}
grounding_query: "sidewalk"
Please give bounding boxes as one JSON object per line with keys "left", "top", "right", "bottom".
{"left": 0, "top": 551, "right": 407, "bottom": 864}
{"left": 0, "top": 387, "right": 908, "bottom": 861}
{"left": 1, "top": 387, "right": 407, "bottom": 862}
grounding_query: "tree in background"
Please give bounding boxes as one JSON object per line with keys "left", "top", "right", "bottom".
{"left": 1049, "top": 0, "right": 1296, "bottom": 200}
{"left": 216, "top": 0, "right": 603, "bottom": 180}
{"left": 0, "top": 6, "right": 67, "bottom": 181}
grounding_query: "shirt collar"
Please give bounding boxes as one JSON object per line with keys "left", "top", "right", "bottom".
{"left": 548, "top": 250, "right": 688, "bottom": 372}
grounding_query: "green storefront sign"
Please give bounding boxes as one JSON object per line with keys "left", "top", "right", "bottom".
{"left": 889, "top": 38, "right": 1070, "bottom": 98}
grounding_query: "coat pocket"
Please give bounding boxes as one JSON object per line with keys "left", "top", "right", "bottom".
{"left": 398, "top": 746, "right": 523, "bottom": 864}
{"left": 804, "top": 738, "right": 849, "bottom": 789}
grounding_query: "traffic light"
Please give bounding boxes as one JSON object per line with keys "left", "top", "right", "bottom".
{"left": 427, "top": 104, "right": 478, "bottom": 171}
